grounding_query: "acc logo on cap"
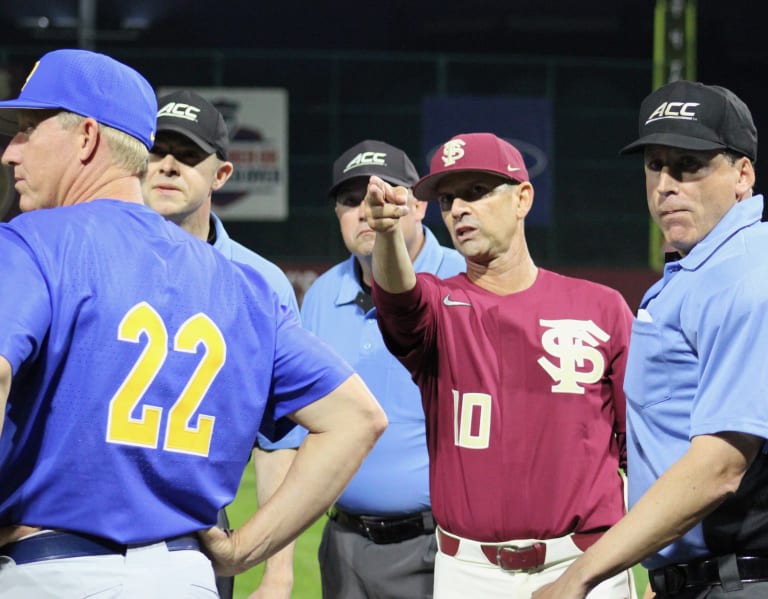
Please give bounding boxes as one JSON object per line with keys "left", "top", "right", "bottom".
{"left": 343, "top": 151, "right": 387, "bottom": 173}
{"left": 157, "top": 102, "right": 201, "bottom": 122}
{"left": 645, "top": 101, "right": 700, "bottom": 124}
{"left": 442, "top": 139, "right": 466, "bottom": 167}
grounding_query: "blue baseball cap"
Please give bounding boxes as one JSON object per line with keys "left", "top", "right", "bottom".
{"left": 0, "top": 49, "right": 157, "bottom": 149}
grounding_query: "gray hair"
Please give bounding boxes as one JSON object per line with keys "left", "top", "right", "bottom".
{"left": 57, "top": 111, "right": 149, "bottom": 178}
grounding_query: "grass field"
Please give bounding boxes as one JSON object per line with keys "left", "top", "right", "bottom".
{"left": 227, "top": 464, "right": 649, "bottom": 598}
{"left": 227, "top": 463, "right": 325, "bottom": 599}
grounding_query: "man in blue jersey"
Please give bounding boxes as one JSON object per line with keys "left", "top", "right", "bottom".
{"left": 143, "top": 90, "right": 302, "bottom": 599}
{"left": 0, "top": 49, "right": 387, "bottom": 599}
{"left": 301, "top": 140, "right": 465, "bottom": 599}
{"left": 533, "top": 82, "right": 768, "bottom": 599}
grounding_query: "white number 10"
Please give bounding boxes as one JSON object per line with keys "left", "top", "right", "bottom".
{"left": 452, "top": 390, "right": 492, "bottom": 449}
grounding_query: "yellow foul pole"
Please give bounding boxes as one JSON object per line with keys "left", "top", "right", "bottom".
{"left": 650, "top": 0, "right": 697, "bottom": 270}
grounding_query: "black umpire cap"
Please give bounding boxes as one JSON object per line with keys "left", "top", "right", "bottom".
{"left": 620, "top": 80, "right": 757, "bottom": 161}
{"left": 155, "top": 90, "right": 230, "bottom": 160}
{"left": 329, "top": 140, "right": 419, "bottom": 198}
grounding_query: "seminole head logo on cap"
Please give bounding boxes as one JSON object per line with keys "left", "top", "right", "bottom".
{"left": 442, "top": 139, "right": 466, "bottom": 167}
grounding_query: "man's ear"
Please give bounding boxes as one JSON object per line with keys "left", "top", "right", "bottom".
{"left": 78, "top": 117, "right": 100, "bottom": 162}
{"left": 735, "top": 157, "right": 756, "bottom": 200}
{"left": 211, "top": 161, "right": 234, "bottom": 191}
{"left": 407, "top": 188, "right": 428, "bottom": 222}
{"left": 515, "top": 181, "right": 534, "bottom": 219}
{"left": 413, "top": 200, "right": 428, "bottom": 221}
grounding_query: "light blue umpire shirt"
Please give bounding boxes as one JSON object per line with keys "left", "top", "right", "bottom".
{"left": 300, "top": 227, "right": 465, "bottom": 514}
{"left": 211, "top": 212, "right": 306, "bottom": 450}
{"left": 624, "top": 195, "right": 768, "bottom": 569}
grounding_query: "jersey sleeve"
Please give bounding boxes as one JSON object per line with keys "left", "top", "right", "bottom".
{"left": 372, "top": 274, "right": 438, "bottom": 373}
{"left": 0, "top": 226, "right": 52, "bottom": 373}
{"left": 606, "top": 289, "right": 634, "bottom": 471}
{"left": 256, "top": 424, "right": 307, "bottom": 450}
{"left": 259, "top": 303, "right": 354, "bottom": 443}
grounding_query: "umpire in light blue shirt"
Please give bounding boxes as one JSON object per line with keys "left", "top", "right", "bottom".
{"left": 532, "top": 81, "right": 768, "bottom": 599}
{"left": 301, "top": 140, "right": 465, "bottom": 599}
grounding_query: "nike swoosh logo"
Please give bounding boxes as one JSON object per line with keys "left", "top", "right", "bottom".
{"left": 443, "top": 295, "right": 472, "bottom": 307}
{"left": 507, "top": 165, "right": 521, "bottom": 172}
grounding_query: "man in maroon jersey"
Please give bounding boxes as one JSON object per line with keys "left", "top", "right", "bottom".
{"left": 364, "top": 132, "right": 636, "bottom": 598}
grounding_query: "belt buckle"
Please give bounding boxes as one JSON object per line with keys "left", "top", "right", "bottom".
{"left": 360, "top": 521, "right": 376, "bottom": 541}
{"left": 664, "top": 565, "right": 688, "bottom": 595}
{"left": 496, "top": 542, "right": 546, "bottom": 572}
{"left": 360, "top": 518, "right": 391, "bottom": 544}
{"left": 651, "top": 565, "right": 687, "bottom": 595}
{"left": 361, "top": 517, "right": 417, "bottom": 544}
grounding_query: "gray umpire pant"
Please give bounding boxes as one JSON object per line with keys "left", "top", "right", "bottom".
{"left": 655, "top": 581, "right": 768, "bottom": 598}
{"left": 319, "top": 516, "right": 436, "bottom": 599}
{"left": 651, "top": 553, "right": 768, "bottom": 598}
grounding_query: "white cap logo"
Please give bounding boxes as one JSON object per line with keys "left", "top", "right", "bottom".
{"left": 645, "top": 101, "right": 700, "bottom": 124}
{"left": 343, "top": 151, "right": 387, "bottom": 172}
{"left": 442, "top": 139, "right": 466, "bottom": 167}
{"left": 157, "top": 102, "right": 201, "bottom": 123}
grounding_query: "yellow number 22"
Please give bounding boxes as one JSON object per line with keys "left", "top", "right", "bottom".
{"left": 106, "top": 302, "right": 226, "bottom": 457}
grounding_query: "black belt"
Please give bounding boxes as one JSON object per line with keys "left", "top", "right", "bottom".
{"left": 650, "top": 555, "right": 768, "bottom": 595}
{"left": 0, "top": 531, "right": 200, "bottom": 566}
{"left": 328, "top": 507, "right": 435, "bottom": 544}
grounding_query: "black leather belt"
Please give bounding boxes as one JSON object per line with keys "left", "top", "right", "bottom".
{"left": 329, "top": 507, "right": 435, "bottom": 544}
{"left": 0, "top": 531, "right": 200, "bottom": 565}
{"left": 650, "top": 555, "right": 768, "bottom": 595}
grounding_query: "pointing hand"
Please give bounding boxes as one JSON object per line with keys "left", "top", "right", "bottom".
{"left": 364, "top": 175, "right": 410, "bottom": 233}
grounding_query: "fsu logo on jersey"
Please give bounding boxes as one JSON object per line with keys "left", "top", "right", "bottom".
{"left": 537, "top": 319, "right": 609, "bottom": 393}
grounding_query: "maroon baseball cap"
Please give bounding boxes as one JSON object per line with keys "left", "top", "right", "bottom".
{"left": 413, "top": 133, "right": 530, "bottom": 201}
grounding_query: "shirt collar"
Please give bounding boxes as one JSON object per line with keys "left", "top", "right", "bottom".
{"left": 335, "top": 255, "right": 367, "bottom": 306}
{"left": 209, "top": 212, "right": 234, "bottom": 259}
{"left": 333, "top": 226, "right": 444, "bottom": 307}
{"left": 669, "top": 194, "right": 764, "bottom": 273}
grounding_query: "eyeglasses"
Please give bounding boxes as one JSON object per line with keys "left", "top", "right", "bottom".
{"left": 435, "top": 182, "right": 515, "bottom": 211}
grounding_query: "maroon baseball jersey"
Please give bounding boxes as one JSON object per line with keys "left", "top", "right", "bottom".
{"left": 373, "top": 268, "right": 633, "bottom": 542}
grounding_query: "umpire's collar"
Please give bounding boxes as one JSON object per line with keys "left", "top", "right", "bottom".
{"left": 672, "top": 194, "right": 764, "bottom": 273}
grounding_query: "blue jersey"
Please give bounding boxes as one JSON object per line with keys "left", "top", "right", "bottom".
{"left": 211, "top": 213, "right": 304, "bottom": 451}
{"left": 301, "top": 227, "right": 464, "bottom": 514}
{"left": 625, "top": 195, "right": 768, "bottom": 569}
{"left": 0, "top": 200, "right": 352, "bottom": 544}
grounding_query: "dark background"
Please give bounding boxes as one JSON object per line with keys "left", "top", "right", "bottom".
{"left": 0, "top": 1, "right": 757, "bottom": 66}
{"left": 0, "top": 1, "right": 765, "bottom": 280}
{"left": 2, "top": 1, "right": 761, "bottom": 85}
